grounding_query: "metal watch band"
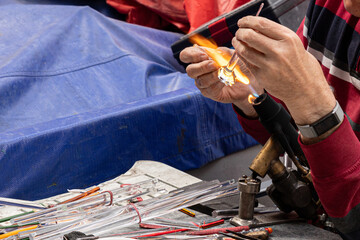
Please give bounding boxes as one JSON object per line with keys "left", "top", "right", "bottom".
{"left": 297, "top": 101, "right": 344, "bottom": 138}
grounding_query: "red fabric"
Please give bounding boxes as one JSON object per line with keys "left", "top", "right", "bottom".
{"left": 184, "top": 0, "right": 251, "bottom": 32}
{"left": 106, "top": 0, "right": 189, "bottom": 32}
{"left": 314, "top": 0, "right": 360, "bottom": 33}
{"left": 106, "top": 0, "right": 251, "bottom": 33}
{"left": 208, "top": 17, "right": 234, "bottom": 46}
{"left": 299, "top": 118, "right": 360, "bottom": 218}
{"left": 236, "top": 113, "right": 269, "bottom": 145}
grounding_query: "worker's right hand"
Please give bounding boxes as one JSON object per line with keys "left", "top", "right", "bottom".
{"left": 179, "top": 46, "right": 262, "bottom": 118}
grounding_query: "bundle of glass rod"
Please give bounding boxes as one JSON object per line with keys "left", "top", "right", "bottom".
{"left": 79, "top": 235, "right": 218, "bottom": 240}
{"left": 17, "top": 180, "right": 236, "bottom": 240}
{"left": 77, "top": 226, "right": 185, "bottom": 239}
{"left": 82, "top": 180, "right": 237, "bottom": 238}
{"left": 78, "top": 232, "right": 220, "bottom": 240}
{"left": 12, "top": 179, "right": 158, "bottom": 226}
{"left": 10, "top": 179, "right": 158, "bottom": 239}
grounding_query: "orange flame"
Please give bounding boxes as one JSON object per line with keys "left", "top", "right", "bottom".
{"left": 189, "top": 34, "right": 250, "bottom": 85}
{"left": 248, "top": 94, "right": 257, "bottom": 104}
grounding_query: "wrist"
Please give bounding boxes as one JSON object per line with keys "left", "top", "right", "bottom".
{"left": 280, "top": 57, "right": 336, "bottom": 125}
{"left": 285, "top": 87, "right": 336, "bottom": 125}
{"left": 300, "top": 120, "right": 342, "bottom": 144}
{"left": 291, "top": 98, "right": 336, "bottom": 125}
{"left": 233, "top": 101, "right": 258, "bottom": 119}
{"left": 297, "top": 100, "right": 344, "bottom": 144}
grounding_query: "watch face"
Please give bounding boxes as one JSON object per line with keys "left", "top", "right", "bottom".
{"left": 297, "top": 101, "right": 344, "bottom": 138}
{"left": 313, "top": 114, "right": 341, "bottom": 136}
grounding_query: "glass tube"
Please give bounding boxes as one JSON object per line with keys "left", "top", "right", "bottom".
{"left": 217, "top": 3, "right": 264, "bottom": 95}
{"left": 13, "top": 178, "right": 158, "bottom": 226}
{"left": 25, "top": 180, "right": 237, "bottom": 240}
{"left": 77, "top": 181, "right": 237, "bottom": 238}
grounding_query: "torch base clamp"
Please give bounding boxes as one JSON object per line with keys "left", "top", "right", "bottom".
{"left": 230, "top": 216, "right": 258, "bottom": 226}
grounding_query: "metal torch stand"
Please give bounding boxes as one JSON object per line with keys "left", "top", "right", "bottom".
{"left": 230, "top": 176, "right": 261, "bottom": 226}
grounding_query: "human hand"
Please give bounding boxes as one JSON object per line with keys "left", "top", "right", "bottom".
{"left": 179, "top": 45, "right": 263, "bottom": 118}
{"left": 233, "top": 16, "right": 336, "bottom": 125}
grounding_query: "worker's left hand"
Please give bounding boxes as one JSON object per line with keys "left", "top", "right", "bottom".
{"left": 233, "top": 16, "right": 336, "bottom": 125}
{"left": 179, "top": 45, "right": 263, "bottom": 118}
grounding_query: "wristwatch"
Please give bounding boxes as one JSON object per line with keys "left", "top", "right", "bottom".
{"left": 297, "top": 101, "right": 344, "bottom": 138}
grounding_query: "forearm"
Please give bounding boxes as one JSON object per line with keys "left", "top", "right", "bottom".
{"left": 232, "top": 104, "right": 270, "bottom": 145}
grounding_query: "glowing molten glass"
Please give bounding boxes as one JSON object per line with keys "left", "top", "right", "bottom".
{"left": 189, "top": 34, "right": 258, "bottom": 104}
{"left": 188, "top": 3, "right": 264, "bottom": 104}
{"left": 188, "top": 34, "right": 250, "bottom": 86}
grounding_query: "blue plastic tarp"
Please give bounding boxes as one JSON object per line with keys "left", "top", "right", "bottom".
{"left": 0, "top": 3, "right": 258, "bottom": 200}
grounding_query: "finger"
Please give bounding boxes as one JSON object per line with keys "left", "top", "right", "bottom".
{"left": 186, "top": 60, "right": 218, "bottom": 79}
{"left": 180, "top": 46, "right": 209, "bottom": 64}
{"left": 195, "top": 71, "right": 219, "bottom": 89}
{"left": 234, "top": 27, "right": 278, "bottom": 55}
{"left": 199, "top": 81, "right": 224, "bottom": 100}
{"left": 237, "top": 16, "right": 292, "bottom": 40}
{"left": 232, "top": 37, "right": 266, "bottom": 68}
{"left": 217, "top": 46, "right": 234, "bottom": 56}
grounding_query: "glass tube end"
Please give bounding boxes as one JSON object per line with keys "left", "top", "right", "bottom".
{"left": 218, "top": 67, "right": 235, "bottom": 86}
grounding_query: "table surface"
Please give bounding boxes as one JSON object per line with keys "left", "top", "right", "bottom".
{"left": 0, "top": 160, "right": 342, "bottom": 240}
